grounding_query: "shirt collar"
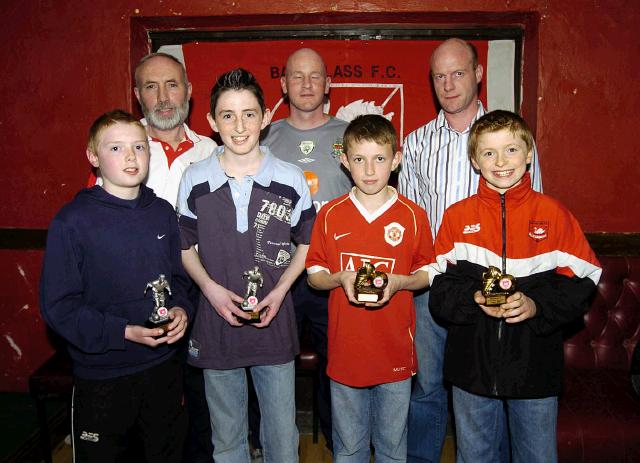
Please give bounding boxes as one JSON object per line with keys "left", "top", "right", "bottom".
{"left": 434, "top": 101, "right": 486, "bottom": 134}
{"left": 477, "top": 172, "right": 532, "bottom": 206}
{"left": 140, "top": 118, "right": 203, "bottom": 143}
{"left": 208, "top": 145, "right": 275, "bottom": 191}
{"left": 348, "top": 186, "right": 399, "bottom": 223}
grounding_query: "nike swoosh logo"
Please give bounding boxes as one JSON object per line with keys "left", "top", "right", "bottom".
{"left": 157, "top": 234, "right": 166, "bottom": 240}
{"left": 333, "top": 232, "right": 351, "bottom": 240}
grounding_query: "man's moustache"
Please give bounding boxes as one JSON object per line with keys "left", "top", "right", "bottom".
{"left": 154, "top": 104, "right": 176, "bottom": 112}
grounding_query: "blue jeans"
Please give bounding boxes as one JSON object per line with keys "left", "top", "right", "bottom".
{"left": 202, "top": 362, "right": 298, "bottom": 463}
{"left": 452, "top": 387, "right": 558, "bottom": 463}
{"left": 249, "top": 278, "right": 332, "bottom": 450}
{"left": 407, "top": 290, "right": 449, "bottom": 463}
{"left": 331, "top": 378, "right": 411, "bottom": 463}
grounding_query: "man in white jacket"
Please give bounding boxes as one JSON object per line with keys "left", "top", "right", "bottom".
{"left": 133, "top": 52, "right": 216, "bottom": 208}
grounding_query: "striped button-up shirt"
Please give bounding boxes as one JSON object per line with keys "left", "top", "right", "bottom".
{"left": 398, "top": 102, "right": 543, "bottom": 238}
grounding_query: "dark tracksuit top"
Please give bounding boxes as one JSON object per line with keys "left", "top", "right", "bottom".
{"left": 40, "top": 185, "right": 192, "bottom": 380}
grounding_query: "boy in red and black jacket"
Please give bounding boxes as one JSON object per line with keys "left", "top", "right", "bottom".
{"left": 429, "top": 110, "right": 601, "bottom": 463}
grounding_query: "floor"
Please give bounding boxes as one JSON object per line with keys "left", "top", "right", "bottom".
{"left": 49, "top": 430, "right": 456, "bottom": 463}
{"left": 3, "top": 377, "right": 456, "bottom": 463}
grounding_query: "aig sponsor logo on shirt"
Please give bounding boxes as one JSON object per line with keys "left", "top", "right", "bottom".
{"left": 340, "top": 252, "right": 396, "bottom": 274}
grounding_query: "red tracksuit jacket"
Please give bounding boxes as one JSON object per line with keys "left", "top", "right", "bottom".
{"left": 429, "top": 173, "right": 601, "bottom": 398}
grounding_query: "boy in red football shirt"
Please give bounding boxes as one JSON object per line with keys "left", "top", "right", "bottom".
{"left": 306, "top": 114, "right": 434, "bottom": 462}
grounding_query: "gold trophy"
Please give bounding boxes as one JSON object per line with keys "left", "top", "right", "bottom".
{"left": 354, "top": 262, "right": 388, "bottom": 303}
{"left": 144, "top": 274, "right": 172, "bottom": 334}
{"left": 239, "top": 266, "right": 263, "bottom": 324}
{"left": 481, "top": 266, "right": 517, "bottom": 306}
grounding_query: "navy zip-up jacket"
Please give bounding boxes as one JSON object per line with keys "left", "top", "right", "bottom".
{"left": 40, "top": 185, "right": 192, "bottom": 380}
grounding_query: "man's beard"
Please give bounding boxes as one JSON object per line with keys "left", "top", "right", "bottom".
{"left": 143, "top": 99, "right": 190, "bottom": 131}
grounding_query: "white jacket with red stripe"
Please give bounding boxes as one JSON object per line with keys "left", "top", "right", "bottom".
{"left": 429, "top": 173, "right": 601, "bottom": 398}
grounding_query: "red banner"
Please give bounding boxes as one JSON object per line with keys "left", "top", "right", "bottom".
{"left": 182, "top": 39, "right": 488, "bottom": 143}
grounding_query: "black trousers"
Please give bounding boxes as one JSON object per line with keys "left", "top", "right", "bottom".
{"left": 182, "top": 363, "right": 214, "bottom": 462}
{"left": 72, "top": 355, "right": 187, "bottom": 463}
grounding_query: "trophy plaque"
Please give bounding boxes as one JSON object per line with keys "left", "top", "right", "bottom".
{"left": 144, "top": 274, "right": 172, "bottom": 334}
{"left": 481, "top": 266, "right": 517, "bottom": 306}
{"left": 354, "top": 262, "right": 388, "bottom": 303}
{"left": 239, "top": 266, "right": 263, "bottom": 324}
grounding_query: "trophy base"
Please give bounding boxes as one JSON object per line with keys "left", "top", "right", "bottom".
{"left": 236, "top": 295, "right": 260, "bottom": 324}
{"left": 356, "top": 292, "right": 382, "bottom": 303}
{"left": 237, "top": 310, "right": 260, "bottom": 324}
{"left": 484, "top": 294, "right": 509, "bottom": 306}
{"left": 145, "top": 318, "right": 171, "bottom": 338}
{"left": 237, "top": 299, "right": 261, "bottom": 324}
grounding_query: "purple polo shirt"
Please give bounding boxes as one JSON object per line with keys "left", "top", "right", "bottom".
{"left": 177, "top": 146, "right": 315, "bottom": 369}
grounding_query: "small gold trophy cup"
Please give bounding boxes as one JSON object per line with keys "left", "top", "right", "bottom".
{"left": 481, "top": 266, "right": 517, "bottom": 306}
{"left": 354, "top": 262, "right": 388, "bottom": 303}
{"left": 144, "top": 274, "right": 172, "bottom": 335}
{"left": 239, "top": 266, "right": 263, "bottom": 324}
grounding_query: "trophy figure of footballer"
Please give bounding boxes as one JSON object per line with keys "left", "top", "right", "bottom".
{"left": 144, "top": 274, "right": 172, "bottom": 334}
{"left": 240, "top": 266, "right": 263, "bottom": 324}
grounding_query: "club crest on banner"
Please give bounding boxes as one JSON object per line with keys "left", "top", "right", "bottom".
{"left": 384, "top": 222, "right": 405, "bottom": 247}
{"left": 528, "top": 221, "right": 548, "bottom": 241}
{"left": 299, "top": 140, "right": 315, "bottom": 156}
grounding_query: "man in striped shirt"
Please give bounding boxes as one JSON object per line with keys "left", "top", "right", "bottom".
{"left": 398, "top": 38, "right": 542, "bottom": 463}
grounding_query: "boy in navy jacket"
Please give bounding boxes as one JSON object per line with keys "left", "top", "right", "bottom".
{"left": 40, "top": 110, "right": 192, "bottom": 462}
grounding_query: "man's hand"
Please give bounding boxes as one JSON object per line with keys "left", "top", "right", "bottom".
{"left": 124, "top": 325, "right": 168, "bottom": 347}
{"left": 202, "top": 280, "right": 248, "bottom": 326}
{"left": 254, "top": 286, "right": 288, "bottom": 328}
{"left": 165, "top": 307, "right": 188, "bottom": 344}
{"left": 474, "top": 290, "right": 537, "bottom": 323}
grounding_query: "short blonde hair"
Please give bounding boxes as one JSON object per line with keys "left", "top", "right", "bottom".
{"left": 468, "top": 110, "right": 534, "bottom": 160}
{"left": 87, "top": 110, "right": 145, "bottom": 153}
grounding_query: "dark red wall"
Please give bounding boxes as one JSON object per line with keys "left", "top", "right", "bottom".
{"left": 1, "top": 1, "right": 638, "bottom": 391}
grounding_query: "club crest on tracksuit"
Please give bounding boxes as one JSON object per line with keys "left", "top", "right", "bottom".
{"left": 529, "top": 221, "right": 549, "bottom": 241}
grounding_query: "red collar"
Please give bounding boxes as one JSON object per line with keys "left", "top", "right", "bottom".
{"left": 150, "top": 132, "right": 194, "bottom": 167}
{"left": 477, "top": 172, "right": 533, "bottom": 207}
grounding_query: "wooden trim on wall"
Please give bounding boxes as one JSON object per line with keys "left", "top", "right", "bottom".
{"left": 584, "top": 233, "right": 640, "bottom": 257}
{"left": 0, "top": 229, "right": 47, "bottom": 250}
{"left": 1, "top": 228, "right": 638, "bottom": 256}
